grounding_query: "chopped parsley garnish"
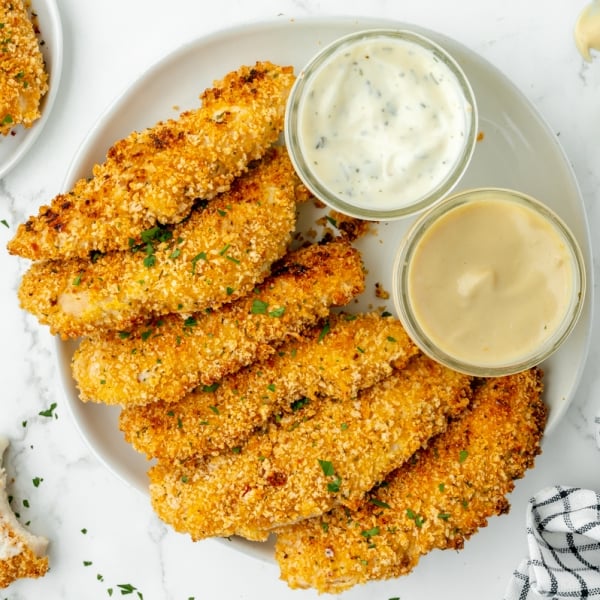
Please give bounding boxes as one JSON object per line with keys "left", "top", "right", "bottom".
{"left": 38, "top": 403, "right": 57, "bottom": 418}
{"left": 290, "top": 397, "right": 309, "bottom": 412}
{"left": 202, "top": 383, "right": 220, "bottom": 393}
{"left": 209, "top": 405, "right": 220, "bottom": 415}
{"left": 140, "top": 329, "right": 154, "bottom": 341}
{"left": 360, "top": 526, "right": 380, "bottom": 539}
{"left": 183, "top": 316, "right": 197, "bottom": 328}
{"left": 32, "top": 477, "right": 43, "bottom": 487}
{"left": 387, "top": 336, "right": 397, "bottom": 342}
{"left": 251, "top": 299, "right": 269, "bottom": 314}
{"left": 369, "top": 498, "right": 390, "bottom": 509}
{"left": 318, "top": 459, "right": 335, "bottom": 477}
{"left": 459, "top": 449, "right": 469, "bottom": 463}
{"left": 268, "top": 306, "right": 285, "bottom": 318}
{"left": 2, "top": 114, "right": 13, "bottom": 125}
{"left": 191, "top": 252, "right": 207, "bottom": 273}
{"left": 72, "top": 273, "right": 82, "bottom": 286}
{"left": 406, "top": 508, "right": 426, "bottom": 528}
{"left": 118, "top": 331, "right": 131, "bottom": 339}
{"left": 318, "top": 459, "right": 342, "bottom": 493}
{"left": 0, "top": 219, "right": 8, "bottom": 228}
{"left": 317, "top": 321, "right": 330, "bottom": 342}
{"left": 83, "top": 560, "right": 92, "bottom": 566}
{"left": 438, "top": 512, "right": 451, "bottom": 520}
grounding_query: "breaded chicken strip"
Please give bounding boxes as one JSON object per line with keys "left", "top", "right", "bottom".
{"left": 72, "top": 240, "right": 365, "bottom": 406}
{"left": 7, "top": 61, "right": 295, "bottom": 260}
{"left": 275, "top": 368, "right": 546, "bottom": 594}
{"left": 149, "top": 355, "right": 472, "bottom": 542}
{"left": 0, "top": 437, "right": 48, "bottom": 588}
{"left": 0, "top": 0, "right": 48, "bottom": 136}
{"left": 120, "top": 312, "right": 419, "bottom": 459}
{"left": 18, "top": 147, "right": 299, "bottom": 339}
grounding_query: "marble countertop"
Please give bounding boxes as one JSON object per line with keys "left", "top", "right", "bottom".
{"left": 1, "top": 1, "right": 599, "bottom": 598}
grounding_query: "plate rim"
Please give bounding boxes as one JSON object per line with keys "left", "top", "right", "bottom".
{"left": 56, "top": 13, "right": 594, "bottom": 561}
{"left": 0, "top": 0, "right": 64, "bottom": 178}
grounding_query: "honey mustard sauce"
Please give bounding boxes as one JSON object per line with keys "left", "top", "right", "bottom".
{"left": 407, "top": 197, "right": 575, "bottom": 367}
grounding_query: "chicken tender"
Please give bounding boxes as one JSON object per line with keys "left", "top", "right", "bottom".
{"left": 7, "top": 61, "right": 295, "bottom": 260}
{"left": 0, "top": 0, "right": 48, "bottom": 136}
{"left": 119, "top": 312, "right": 419, "bottom": 459}
{"left": 18, "top": 147, "right": 299, "bottom": 339}
{"left": 275, "top": 368, "right": 546, "bottom": 594}
{"left": 0, "top": 437, "right": 48, "bottom": 588}
{"left": 149, "top": 355, "right": 472, "bottom": 542}
{"left": 72, "top": 240, "right": 365, "bottom": 406}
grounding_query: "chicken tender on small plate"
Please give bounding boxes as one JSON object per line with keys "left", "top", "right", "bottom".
{"left": 7, "top": 61, "right": 294, "bottom": 260}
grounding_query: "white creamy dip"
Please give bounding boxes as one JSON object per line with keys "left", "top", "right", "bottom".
{"left": 295, "top": 33, "right": 474, "bottom": 212}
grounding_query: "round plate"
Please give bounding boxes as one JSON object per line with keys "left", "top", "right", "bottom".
{"left": 0, "top": 0, "right": 63, "bottom": 178}
{"left": 57, "top": 15, "right": 593, "bottom": 563}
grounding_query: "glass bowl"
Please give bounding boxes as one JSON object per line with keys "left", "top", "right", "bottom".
{"left": 284, "top": 28, "right": 478, "bottom": 220}
{"left": 392, "top": 187, "right": 586, "bottom": 376}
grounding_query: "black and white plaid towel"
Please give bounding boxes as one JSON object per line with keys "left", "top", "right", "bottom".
{"left": 504, "top": 486, "right": 600, "bottom": 599}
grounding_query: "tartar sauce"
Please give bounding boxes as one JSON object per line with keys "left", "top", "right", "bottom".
{"left": 575, "top": 0, "right": 600, "bottom": 61}
{"left": 406, "top": 193, "right": 577, "bottom": 368}
{"left": 295, "top": 32, "right": 474, "bottom": 211}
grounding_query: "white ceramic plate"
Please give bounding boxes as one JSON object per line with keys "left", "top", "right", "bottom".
{"left": 0, "top": 0, "right": 63, "bottom": 178}
{"left": 57, "top": 16, "right": 593, "bottom": 562}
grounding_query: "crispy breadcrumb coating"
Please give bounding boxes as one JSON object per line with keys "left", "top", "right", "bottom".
{"left": 7, "top": 61, "right": 295, "bottom": 260}
{"left": 275, "top": 368, "right": 546, "bottom": 594}
{"left": 119, "top": 312, "right": 419, "bottom": 459}
{"left": 72, "top": 240, "right": 366, "bottom": 406}
{"left": 0, "top": 437, "right": 48, "bottom": 589}
{"left": 0, "top": 0, "right": 48, "bottom": 136}
{"left": 148, "top": 355, "right": 472, "bottom": 542}
{"left": 18, "top": 147, "right": 299, "bottom": 339}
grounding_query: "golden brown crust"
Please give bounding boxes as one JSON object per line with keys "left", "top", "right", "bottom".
{"left": 119, "top": 312, "right": 419, "bottom": 459}
{"left": 0, "top": 438, "right": 48, "bottom": 589}
{"left": 148, "top": 355, "right": 472, "bottom": 542}
{"left": 18, "top": 147, "right": 298, "bottom": 339}
{"left": 7, "top": 61, "right": 295, "bottom": 260}
{"left": 72, "top": 240, "right": 366, "bottom": 406}
{"left": 274, "top": 368, "right": 546, "bottom": 593}
{"left": 0, "top": 0, "right": 48, "bottom": 136}
{"left": 0, "top": 546, "right": 48, "bottom": 589}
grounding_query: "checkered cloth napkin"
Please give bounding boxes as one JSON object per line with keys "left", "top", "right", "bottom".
{"left": 504, "top": 485, "right": 600, "bottom": 599}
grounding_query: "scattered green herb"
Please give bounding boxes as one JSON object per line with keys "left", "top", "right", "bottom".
{"left": 360, "top": 526, "right": 380, "bottom": 538}
{"left": 38, "top": 403, "right": 57, "bottom": 418}
{"left": 369, "top": 498, "right": 390, "bottom": 509}
{"left": 290, "top": 397, "right": 309, "bottom": 412}
{"left": 406, "top": 508, "right": 426, "bottom": 528}
{"left": 251, "top": 299, "right": 269, "bottom": 315}
{"left": 202, "top": 383, "right": 220, "bottom": 393}
{"left": 459, "top": 450, "right": 469, "bottom": 463}
{"left": 318, "top": 321, "right": 330, "bottom": 342}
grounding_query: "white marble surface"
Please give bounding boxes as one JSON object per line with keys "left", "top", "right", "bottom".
{"left": 1, "top": 1, "right": 599, "bottom": 599}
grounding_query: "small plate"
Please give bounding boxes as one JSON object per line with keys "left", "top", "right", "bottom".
{"left": 0, "top": 0, "right": 63, "bottom": 178}
{"left": 56, "top": 15, "right": 593, "bottom": 564}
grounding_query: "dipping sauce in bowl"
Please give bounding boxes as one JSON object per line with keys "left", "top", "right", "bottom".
{"left": 393, "top": 188, "right": 586, "bottom": 376}
{"left": 285, "top": 29, "right": 478, "bottom": 220}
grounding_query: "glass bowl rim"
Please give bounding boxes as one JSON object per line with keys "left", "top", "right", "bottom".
{"left": 392, "top": 186, "right": 587, "bottom": 376}
{"left": 284, "top": 27, "right": 479, "bottom": 221}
